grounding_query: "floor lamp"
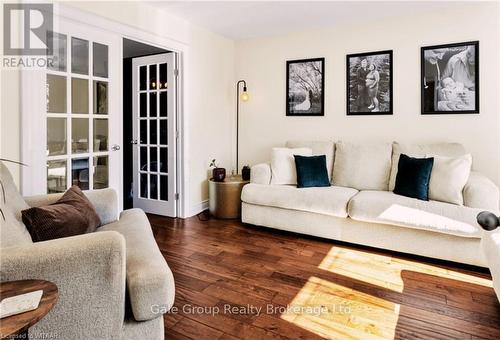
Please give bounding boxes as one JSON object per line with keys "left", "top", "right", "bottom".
{"left": 236, "top": 80, "right": 249, "bottom": 174}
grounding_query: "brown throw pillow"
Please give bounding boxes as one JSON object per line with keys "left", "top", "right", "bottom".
{"left": 22, "top": 186, "right": 101, "bottom": 242}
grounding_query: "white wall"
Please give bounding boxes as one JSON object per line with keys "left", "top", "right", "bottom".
{"left": 235, "top": 3, "right": 500, "bottom": 187}
{"left": 0, "top": 1, "right": 235, "bottom": 216}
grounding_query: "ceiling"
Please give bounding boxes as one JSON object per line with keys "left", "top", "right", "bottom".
{"left": 123, "top": 38, "right": 170, "bottom": 58}
{"left": 149, "top": 1, "right": 466, "bottom": 40}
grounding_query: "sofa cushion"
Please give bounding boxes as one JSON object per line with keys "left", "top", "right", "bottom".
{"left": 241, "top": 183, "right": 358, "bottom": 218}
{"left": 427, "top": 154, "right": 472, "bottom": 206}
{"left": 98, "top": 208, "right": 175, "bottom": 321}
{"left": 332, "top": 142, "right": 392, "bottom": 190}
{"left": 270, "top": 147, "right": 312, "bottom": 185}
{"left": 0, "top": 162, "right": 32, "bottom": 247}
{"left": 1, "top": 210, "right": 33, "bottom": 248}
{"left": 286, "top": 141, "right": 335, "bottom": 180}
{"left": 348, "top": 190, "right": 482, "bottom": 238}
{"left": 389, "top": 142, "right": 466, "bottom": 191}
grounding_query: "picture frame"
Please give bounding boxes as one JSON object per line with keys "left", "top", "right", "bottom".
{"left": 346, "top": 50, "right": 393, "bottom": 116}
{"left": 286, "top": 58, "right": 325, "bottom": 116}
{"left": 421, "top": 41, "right": 479, "bottom": 114}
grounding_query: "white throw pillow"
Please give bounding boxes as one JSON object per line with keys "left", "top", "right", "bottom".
{"left": 286, "top": 141, "right": 335, "bottom": 180}
{"left": 389, "top": 142, "right": 466, "bottom": 191}
{"left": 427, "top": 154, "right": 472, "bottom": 205}
{"left": 270, "top": 147, "right": 312, "bottom": 185}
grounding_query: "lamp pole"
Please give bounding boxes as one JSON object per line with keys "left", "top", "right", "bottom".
{"left": 236, "top": 80, "right": 248, "bottom": 175}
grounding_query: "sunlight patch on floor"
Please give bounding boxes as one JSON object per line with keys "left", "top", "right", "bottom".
{"left": 280, "top": 276, "right": 400, "bottom": 340}
{"left": 318, "top": 245, "right": 492, "bottom": 293}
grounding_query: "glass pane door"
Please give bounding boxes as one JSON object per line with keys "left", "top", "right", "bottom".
{"left": 132, "top": 53, "right": 176, "bottom": 217}
{"left": 138, "top": 62, "right": 169, "bottom": 201}
{"left": 45, "top": 33, "right": 110, "bottom": 193}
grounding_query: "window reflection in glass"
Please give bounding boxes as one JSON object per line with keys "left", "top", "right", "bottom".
{"left": 71, "top": 158, "right": 89, "bottom": 190}
{"left": 71, "top": 37, "right": 89, "bottom": 75}
{"left": 140, "top": 173, "right": 148, "bottom": 198}
{"left": 93, "top": 119, "right": 108, "bottom": 152}
{"left": 47, "top": 118, "right": 67, "bottom": 156}
{"left": 93, "top": 81, "right": 108, "bottom": 114}
{"left": 72, "top": 158, "right": 89, "bottom": 190}
{"left": 93, "top": 42, "right": 108, "bottom": 78}
{"left": 72, "top": 118, "right": 89, "bottom": 153}
{"left": 140, "top": 147, "right": 148, "bottom": 171}
{"left": 159, "top": 63, "right": 167, "bottom": 89}
{"left": 72, "top": 78, "right": 89, "bottom": 113}
{"left": 47, "top": 75, "right": 67, "bottom": 113}
{"left": 47, "top": 32, "right": 67, "bottom": 72}
{"left": 150, "top": 174, "right": 158, "bottom": 199}
{"left": 47, "top": 160, "right": 67, "bottom": 193}
{"left": 93, "top": 156, "right": 109, "bottom": 189}
{"left": 149, "top": 64, "right": 157, "bottom": 90}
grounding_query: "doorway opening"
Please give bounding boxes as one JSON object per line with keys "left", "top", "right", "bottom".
{"left": 123, "top": 38, "right": 178, "bottom": 217}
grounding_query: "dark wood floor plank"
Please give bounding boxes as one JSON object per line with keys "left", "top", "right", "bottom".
{"left": 170, "top": 316, "right": 224, "bottom": 340}
{"left": 150, "top": 215, "right": 500, "bottom": 339}
{"left": 395, "top": 315, "right": 472, "bottom": 340}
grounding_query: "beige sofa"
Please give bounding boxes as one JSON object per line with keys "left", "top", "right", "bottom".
{"left": 242, "top": 141, "right": 500, "bottom": 267}
{"left": 0, "top": 163, "right": 174, "bottom": 339}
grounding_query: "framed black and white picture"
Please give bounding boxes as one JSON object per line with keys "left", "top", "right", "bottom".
{"left": 286, "top": 58, "right": 324, "bottom": 116}
{"left": 421, "top": 41, "right": 479, "bottom": 114}
{"left": 346, "top": 50, "right": 393, "bottom": 115}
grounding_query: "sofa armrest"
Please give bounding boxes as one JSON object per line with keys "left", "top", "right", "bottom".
{"left": 250, "top": 163, "right": 271, "bottom": 185}
{"left": 463, "top": 172, "right": 500, "bottom": 210}
{"left": 99, "top": 209, "right": 175, "bottom": 321}
{"left": 24, "top": 188, "right": 119, "bottom": 225}
{"left": 481, "top": 232, "right": 500, "bottom": 299}
{"left": 0, "top": 231, "right": 126, "bottom": 340}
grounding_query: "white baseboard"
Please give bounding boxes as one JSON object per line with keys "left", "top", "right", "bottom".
{"left": 186, "top": 199, "right": 208, "bottom": 218}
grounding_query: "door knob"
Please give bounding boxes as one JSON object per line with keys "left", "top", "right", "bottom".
{"left": 111, "top": 144, "right": 121, "bottom": 151}
{"left": 130, "top": 140, "right": 138, "bottom": 145}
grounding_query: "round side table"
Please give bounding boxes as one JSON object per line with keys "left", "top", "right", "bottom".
{"left": 0, "top": 280, "right": 58, "bottom": 339}
{"left": 209, "top": 175, "right": 249, "bottom": 219}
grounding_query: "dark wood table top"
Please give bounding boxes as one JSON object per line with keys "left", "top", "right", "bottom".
{"left": 0, "top": 280, "right": 58, "bottom": 338}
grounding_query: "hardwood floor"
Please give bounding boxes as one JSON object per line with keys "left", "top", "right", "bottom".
{"left": 148, "top": 213, "right": 500, "bottom": 340}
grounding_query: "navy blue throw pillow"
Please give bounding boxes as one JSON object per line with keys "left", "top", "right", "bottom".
{"left": 294, "top": 155, "right": 331, "bottom": 188}
{"left": 394, "top": 154, "right": 434, "bottom": 201}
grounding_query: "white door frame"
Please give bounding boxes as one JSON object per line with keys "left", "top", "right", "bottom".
{"left": 20, "top": 4, "right": 189, "bottom": 217}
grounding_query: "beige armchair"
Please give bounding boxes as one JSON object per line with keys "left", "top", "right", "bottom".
{"left": 0, "top": 162, "right": 174, "bottom": 340}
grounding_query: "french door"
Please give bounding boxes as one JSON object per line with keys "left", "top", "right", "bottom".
{"left": 21, "top": 15, "right": 122, "bottom": 209}
{"left": 132, "top": 53, "right": 177, "bottom": 217}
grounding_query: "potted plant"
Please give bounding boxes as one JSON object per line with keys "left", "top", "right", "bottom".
{"left": 209, "top": 159, "right": 226, "bottom": 182}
